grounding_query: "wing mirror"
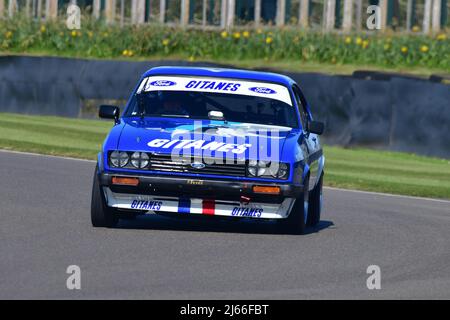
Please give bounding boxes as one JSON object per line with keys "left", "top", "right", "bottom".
{"left": 99, "top": 105, "right": 120, "bottom": 123}
{"left": 307, "top": 120, "right": 324, "bottom": 135}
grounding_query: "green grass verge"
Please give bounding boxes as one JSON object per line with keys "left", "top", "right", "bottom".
{"left": 1, "top": 112, "right": 449, "bottom": 199}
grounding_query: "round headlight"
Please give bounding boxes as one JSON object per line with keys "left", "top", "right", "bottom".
{"left": 278, "top": 163, "right": 288, "bottom": 178}
{"left": 110, "top": 151, "right": 129, "bottom": 167}
{"left": 257, "top": 167, "right": 267, "bottom": 176}
{"left": 118, "top": 152, "right": 129, "bottom": 167}
{"left": 270, "top": 163, "right": 288, "bottom": 178}
{"left": 110, "top": 151, "right": 120, "bottom": 167}
{"left": 248, "top": 159, "right": 258, "bottom": 176}
{"left": 258, "top": 160, "right": 269, "bottom": 167}
{"left": 131, "top": 152, "right": 149, "bottom": 169}
{"left": 269, "top": 163, "right": 279, "bottom": 177}
{"left": 248, "top": 160, "right": 271, "bottom": 177}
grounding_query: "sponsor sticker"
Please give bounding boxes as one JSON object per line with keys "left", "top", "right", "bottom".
{"left": 249, "top": 87, "right": 276, "bottom": 94}
{"left": 185, "top": 80, "right": 240, "bottom": 92}
{"left": 149, "top": 80, "right": 176, "bottom": 87}
{"left": 131, "top": 200, "right": 162, "bottom": 210}
{"left": 231, "top": 206, "right": 264, "bottom": 218}
{"left": 190, "top": 162, "right": 206, "bottom": 169}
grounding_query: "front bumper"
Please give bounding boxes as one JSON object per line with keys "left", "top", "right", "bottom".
{"left": 99, "top": 171, "right": 302, "bottom": 219}
{"left": 99, "top": 171, "right": 303, "bottom": 201}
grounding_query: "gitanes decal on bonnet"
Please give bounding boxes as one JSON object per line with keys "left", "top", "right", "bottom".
{"left": 147, "top": 139, "right": 251, "bottom": 155}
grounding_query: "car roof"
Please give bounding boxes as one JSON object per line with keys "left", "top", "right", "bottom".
{"left": 143, "top": 66, "right": 296, "bottom": 87}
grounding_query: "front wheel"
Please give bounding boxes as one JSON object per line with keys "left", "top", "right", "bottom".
{"left": 307, "top": 172, "right": 323, "bottom": 227}
{"left": 281, "top": 175, "right": 309, "bottom": 235}
{"left": 91, "top": 166, "right": 119, "bottom": 228}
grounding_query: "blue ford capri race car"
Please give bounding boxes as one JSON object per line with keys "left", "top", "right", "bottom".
{"left": 91, "top": 67, "right": 325, "bottom": 234}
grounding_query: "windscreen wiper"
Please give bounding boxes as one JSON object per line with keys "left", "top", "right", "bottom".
{"left": 160, "top": 114, "right": 190, "bottom": 118}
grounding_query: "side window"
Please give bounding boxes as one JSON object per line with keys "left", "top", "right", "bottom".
{"left": 292, "top": 86, "right": 308, "bottom": 130}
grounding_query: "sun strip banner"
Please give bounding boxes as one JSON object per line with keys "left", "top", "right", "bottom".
{"left": 136, "top": 76, "right": 293, "bottom": 106}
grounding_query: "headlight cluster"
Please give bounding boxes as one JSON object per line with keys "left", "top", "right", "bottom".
{"left": 110, "top": 151, "right": 149, "bottom": 169}
{"left": 131, "top": 152, "right": 149, "bottom": 168}
{"left": 247, "top": 160, "right": 289, "bottom": 179}
{"left": 109, "top": 150, "right": 289, "bottom": 179}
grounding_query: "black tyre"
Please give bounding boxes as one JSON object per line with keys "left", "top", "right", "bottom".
{"left": 281, "top": 175, "right": 309, "bottom": 235}
{"left": 307, "top": 172, "right": 323, "bottom": 227}
{"left": 91, "top": 166, "right": 119, "bottom": 228}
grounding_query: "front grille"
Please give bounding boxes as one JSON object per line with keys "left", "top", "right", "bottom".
{"left": 148, "top": 153, "right": 247, "bottom": 177}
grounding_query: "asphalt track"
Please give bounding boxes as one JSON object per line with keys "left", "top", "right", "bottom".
{"left": 0, "top": 150, "right": 449, "bottom": 299}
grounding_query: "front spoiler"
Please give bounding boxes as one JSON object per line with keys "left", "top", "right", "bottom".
{"left": 103, "top": 187, "right": 296, "bottom": 219}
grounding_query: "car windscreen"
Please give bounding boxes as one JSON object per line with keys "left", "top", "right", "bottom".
{"left": 124, "top": 90, "right": 298, "bottom": 128}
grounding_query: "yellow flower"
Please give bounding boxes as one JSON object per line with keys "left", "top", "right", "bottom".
{"left": 5, "top": 31, "right": 13, "bottom": 39}
{"left": 127, "top": 50, "right": 134, "bottom": 57}
{"left": 102, "top": 32, "right": 109, "bottom": 37}
{"left": 265, "top": 37, "right": 273, "bottom": 44}
{"left": 162, "top": 39, "right": 170, "bottom": 46}
{"left": 87, "top": 31, "right": 93, "bottom": 38}
{"left": 401, "top": 46, "right": 408, "bottom": 54}
{"left": 233, "top": 32, "right": 241, "bottom": 39}
{"left": 220, "top": 31, "right": 228, "bottom": 38}
{"left": 71, "top": 30, "right": 77, "bottom": 37}
{"left": 189, "top": 56, "right": 195, "bottom": 62}
{"left": 412, "top": 25, "right": 420, "bottom": 32}
{"left": 242, "top": 31, "right": 250, "bottom": 38}
{"left": 362, "top": 40, "right": 369, "bottom": 49}
{"left": 40, "top": 25, "right": 46, "bottom": 33}
{"left": 331, "top": 57, "right": 337, "bottom": 64}
{"left": 344, "top": 36, "right": 352, "bottom": 44}
{"left": 355, "top": 37, "right": 362, "bottom": 45}
{"left": 383, "top": 43, "right": 391, "bottom": 50}
{"left": 256, "top": 28, "right": 262, "bottom": 34}
{"left": 122, "top": 50, "right": 129, "bottom": 56}
{"left": 420, "top": 45, "right": 429, "bottom": 53}
{"left": 436, "top": 33, "right": 447, "bottom": 41}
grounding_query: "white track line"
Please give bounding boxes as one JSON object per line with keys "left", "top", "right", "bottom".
{"left": 324, "top": 186, "right": 450, "bottom": 204}
{"left": 0, "top": 149, "right": 96, "bottom": 163}
{"left": 1, "top": 149, "right": 449, "bottom": 203}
